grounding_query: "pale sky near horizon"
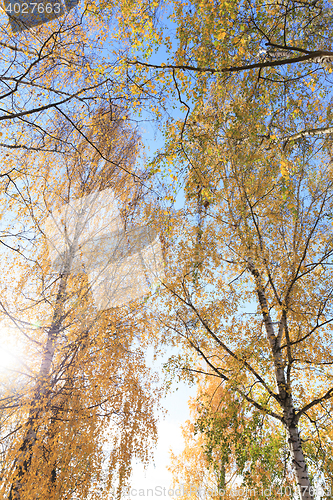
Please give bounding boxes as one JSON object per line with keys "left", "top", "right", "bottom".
{"left": 127, "top": 346, "right": 197, "bottom": 499}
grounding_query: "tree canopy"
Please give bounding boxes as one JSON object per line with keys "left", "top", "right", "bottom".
{"left": 1, "top": 0, "right": 333, "bottom": 498}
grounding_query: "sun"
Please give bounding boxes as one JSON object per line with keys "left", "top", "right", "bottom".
{"left": 0, "top": 344, "right": 18, "bottom": 371}
{"left": 0, "top": 327, "right": 26, "bottom": 374}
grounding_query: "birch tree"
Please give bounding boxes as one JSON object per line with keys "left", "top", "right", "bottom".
{"left": 0, "top": 108, "right": 160, "bottom": 500}
{"left": 150, "top": 78, "right": 333, "bottom": 498}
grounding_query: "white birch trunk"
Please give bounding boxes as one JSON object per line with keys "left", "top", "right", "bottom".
{"left": 9, "top": 244, "right": 75, "bottom": 500}
{"left": 249, "top": 260, "right": 314, "bottom": 500}
{"left": 284, "top": 405, "right": 314, "bottom": 500}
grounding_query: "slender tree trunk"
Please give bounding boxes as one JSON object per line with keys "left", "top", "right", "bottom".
{"left": 283, "top": 404, "right": 314, "bottom": 500}
{"left": 249, "top": 262, "right": 314, "bottom": 500}
{"left": 9, "top": 256, "right": 72, "bottom": 499}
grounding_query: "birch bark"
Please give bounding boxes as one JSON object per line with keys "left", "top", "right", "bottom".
{"left": 9, "top": 239, "right": 76, "bottom": 500}
{"left": 248, "top": 260, "right": 314, "bottom": 500}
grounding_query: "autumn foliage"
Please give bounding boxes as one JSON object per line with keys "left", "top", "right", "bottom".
{"left": 1, "top": 0, "right": 333, "bottom": 499}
